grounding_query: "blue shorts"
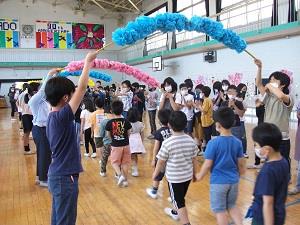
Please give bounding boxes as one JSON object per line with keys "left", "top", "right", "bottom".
{"left": 210, "top": 183, "right": 239, "bottom": 213}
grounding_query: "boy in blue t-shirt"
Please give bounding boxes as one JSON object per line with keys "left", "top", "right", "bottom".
{"left": 251, "top": 123, "right": 289, "bottom": 225}
{"left": 45, "top": 51, "right": 98, "bottom": 225}
{"left": 196, "top": 107, "right": 245, "bottom": 225}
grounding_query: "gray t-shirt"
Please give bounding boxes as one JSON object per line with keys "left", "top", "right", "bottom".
{"left": 157, "top": 134, "right": 198, "bottom": 183}
{"left": 263, "top": 92, "right": 294, "bottom": 138}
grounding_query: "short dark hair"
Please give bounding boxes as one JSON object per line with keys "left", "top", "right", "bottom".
{"left": 237, "top": 83, "right": 247, "bottom": 92}
{"left": 94, "top": 97, "right": 104, "bottom": 109}
{"left": 96, "top": 81, "right": 101, "bottom": 84}
{"left": 221, "top": 79, "right": 230, "bottom": 86}
{"left": 252, "top": 123, "right": 282, "bottom": 151}
{"left": 184, "top": 79, "right": 193, "bottom": 89}
{"left": 111, "top": 100, "right": 123, "bottom": 115}
{"left": 269, "top": 71, "right": 290, "bottom": 94}
{"left": 213, "top": 81, "right": 222, "bottom": 91}
{"left": 127, "top": 108, "right": 140, "bottom": 123}
{"left": 228, "top": 85, "right": 237, "bottom": 91}
{"left": 158, "top": 109, "right": 171, "bottom": 126}
{"left": 132, "top": 82, "right": 139, "bottom": 89}
{"left": 195, "top": 84, "right": 204, "bottom": 91}
{"left": 45, "top": 77, "right": 75, "bottom": 106}
{"left": 163, "top": 77, "right": 177, "bottom": 93}
{"left": 168, "top": 111, "right": 187, "bottom": 132}
{"left": 213, "top": 107, "right": 235, "bottom": 129}
{"left": 202, "top": 86, "right": 211, "bottom": 97}
{"left": 122, "top": 80, "right": 131, "bottom": 88}
{"left": 83, "top": 98, "right": 95, "bottom": 112}
{"left": 179, "top": 83, "right": 188, "bottom": 89}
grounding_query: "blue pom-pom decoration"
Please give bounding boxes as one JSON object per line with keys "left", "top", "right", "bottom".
{"left": 59, "top": 70, "right": 112, "bottom": 82}
{"left": 112, "top": 13, "right": 247, "bottom": 53}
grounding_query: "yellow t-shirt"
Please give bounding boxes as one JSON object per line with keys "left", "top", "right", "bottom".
{"left": 90, "top": 109, "right": 105, "bottom": 137}
{"left": 201, "top": 98, "right": 214, "bottom": 128}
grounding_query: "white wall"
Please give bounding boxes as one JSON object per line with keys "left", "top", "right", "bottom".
{"left": 0, "top": 0, "right": 124, "bottom": 95}
{"left": 127, "top": 35, "right": 300, "bottom": 105}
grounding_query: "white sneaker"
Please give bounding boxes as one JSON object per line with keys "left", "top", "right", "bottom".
{"left": 122, "top": 181, "right": 128, "bottom": 187}
{"left": 244, "top": 153, "right": 249, "bottom": 158}
{"left": 131, "top": 167, "right": 139, "bottom": 177}
{"left": 146, "top": 188, "right": 158, "bottom": 199}
{"left": 39, "top": 181, "right": 48, "bottom": 187}
{"left": 164, "top": 208, "right": 179, "bottom": 221}
{"left": 167, "top": 197, "right": 172, "bottom": 203}
{"left": 84, "top": 153, "right": 90, "bottom": 157}
{"left": 91, "top": 153, "right": 97, "bottom": 158}
{"left": 99, "top": 171, "right": 106, "bottom": 177}
{"left": 117, "top": 175, "right": 125, "bottom": 187}
{"left": 99, "top": 160, "right": 102, "bottom": 164}
{"left": 11, "top": 118, "right": 17, "bottom": 121}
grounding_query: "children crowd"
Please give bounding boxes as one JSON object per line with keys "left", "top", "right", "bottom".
{"left": 7, "top": 51, "right": 300, "bottom": 225}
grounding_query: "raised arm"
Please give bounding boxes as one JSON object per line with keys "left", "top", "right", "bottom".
{"left": 265, "top": 83, "right": 291, "bottom": 105}
{"left": 254, "top": 59, "right": 266, "bottom": 95}
{"left": 69, "top": 51, "right": 98, "bottom": 114}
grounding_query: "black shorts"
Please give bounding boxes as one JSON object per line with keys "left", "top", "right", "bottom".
{"left": 168, "top": 180, "right": 191, "bottom": 210}
{"left": 22, "top": 114, "right": 33, "bottom": 133}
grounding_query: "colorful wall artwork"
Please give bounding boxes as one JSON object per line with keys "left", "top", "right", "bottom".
{"left": 35, "top": 21, "right": 73, "bottom": 49}
{"left": 72, "top": 23, "right": 104, "bottom": 49}
{"left": 0, "top": 19, "right": 19, "bottom": 48}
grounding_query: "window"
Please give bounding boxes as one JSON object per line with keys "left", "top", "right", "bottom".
{"left": 145, "top": 4, "right": 167, "bottom": 51}
{"left": 220, "top": 0, "right": 273, "bottom": 29}
{"left": 176, "top": 0, "right": 206, "bottom": 42}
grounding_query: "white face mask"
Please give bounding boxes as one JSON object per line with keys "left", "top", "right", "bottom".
{"left": 164, "top": 86, "right": 172, "bottom": 93}
{"left": 255, "top": 147, "right": 265, "bottom": 159}
{"left": 122, "top": 87, "right": 129, "bottom": 93}
{"left": 222, "top": 85, "right": 228, "bottom": 91}
{"left": 270, "top": 82, "right": 279, "bottom": 88}
{"left": 181, "top": 90, "right": 188, "bottom": 96}
{"left": 200, "top": 93, "right": 204, "bottom": 99}
{"left": 214, "top": 89, "right": 219, "bottom": 93}
{"left": 227, "top": 94, "right": 235, "bottom": 100}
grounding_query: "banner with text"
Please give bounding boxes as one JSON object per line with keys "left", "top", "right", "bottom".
{"left": 35, "top": 21, "right": 73, "bottom": 49}
{"left": 0, "top": 19, "right": 19, "bottom": 48}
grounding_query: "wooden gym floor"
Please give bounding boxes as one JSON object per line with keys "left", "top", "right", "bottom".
{"left": 0, "top": 108, "right": 299, "bottom": 225}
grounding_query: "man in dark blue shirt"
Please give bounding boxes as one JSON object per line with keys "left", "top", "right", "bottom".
{"left": 45, "top": 51, "right": 98, "bottom": 225}
{"left": 251, "top": 123, "right": 289, "bottom": 225}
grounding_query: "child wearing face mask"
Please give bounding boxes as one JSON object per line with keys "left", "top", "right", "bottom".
{"left": 115, "top": 80, "right": 133, "bottom": 119}
{"left": 251, "top": 123, "right": 289, "bottom": 225}
{"left": 193, "top": 84, "right": 205, "bottom": 150}
{"left": 254, "top": 59, "right": 294, "bottom": 173}
{"left": 195, "top": 107, "right": 245, "bottom": 225}
{"left": 179, "top": 83, "right": 194, "bottom": 136}
{"left": 195, "top": 86, "right": 214, "bottom": 150}
{"left": 159, "top": 77, "right": 182, "bottom": 112}
{"left": 221, "top": 85, "right": 246, "bottom": 157}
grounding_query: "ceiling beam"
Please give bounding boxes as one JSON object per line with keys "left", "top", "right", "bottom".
{"left": 127, "top": 0, "right": 141, "bottom": 13}
{"left": 95, "top": 0, "right": 136, "bottom": 12}
{"left": 91, "top": 0, "right": 107, "bottom": 12}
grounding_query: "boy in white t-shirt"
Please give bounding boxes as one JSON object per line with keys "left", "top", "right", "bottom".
{"left": 80, "top": 99, "right": 97, "bottom": 158}
{"left": 179, "top": 83, "right": 194, "bottom": 136}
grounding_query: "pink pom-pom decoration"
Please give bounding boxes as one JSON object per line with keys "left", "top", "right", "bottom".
{"left": 194, "top": 75, "right": 208, "bottom": 85}
{"left": 65, "top": 59, "right": 160, "bottom": 87}
{"left": 280, "top": 69, "right": 293, "bottom": 85}
{"left": 228, "top": 72, "right": 243, "bottom": 86}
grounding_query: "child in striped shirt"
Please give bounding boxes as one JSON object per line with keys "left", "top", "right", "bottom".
{"left": 153, "top": 111, "right": 198, "bottom": 225}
